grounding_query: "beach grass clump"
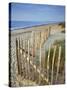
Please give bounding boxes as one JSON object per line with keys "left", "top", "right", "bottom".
{"left": 45, "top": 40, "right": 65, "bottom": 68}
{"left": 42, "top": 40, "right": 65, "bottom": 83}
{"left": 58, "top": 22, "right": 65, "bottom": 28}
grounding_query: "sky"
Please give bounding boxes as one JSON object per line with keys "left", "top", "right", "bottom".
{"left": 10, "top": 3, "right": 65, "bottom": 22}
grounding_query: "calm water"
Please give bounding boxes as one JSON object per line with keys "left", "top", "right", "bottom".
{"left": 9, "top": 21, "right": 60, "bottom": 30}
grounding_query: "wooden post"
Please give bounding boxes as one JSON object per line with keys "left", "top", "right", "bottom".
{"left": 16, "top": 38, "right": 19, "bottom": 75}
{"left": 51, "top": 46, "right": 57, "bottom": 84}
{"left": 39, "top": 32, "right": 42, "bottom": 85}
{"left": 43, "top": 45, "right": 46, "bottom": 78}
{"left": 39, "top": 43, "right": 42, "bottom": 85}
{"left": 31, "top": 31, "right": 34, "bottom": 58}
{"left": 22, "top": 39, "right": 23, "bottom": 54}
{"left": 40, "top": 32, "right": 41, "bottom": 45}
{"left": 34, "top": 32, "right": 36, "bottom": 55}
{"left": 24, "top": 40, "right": 26, "bottom": 78}
{"left": 20, "top": 39, "right": 24, "bottom": 77}
{"left": 16, "top": 38, "right": 22, "bottom": 75}
{"left": 27, "top": 40, "right": 30, "bottom": 84}
{"left": 23, "top": 40, "right": 28, "bottom": 79}
{"left": 31, "top": 31, "right": 34, "bottom": 81}
{"left": 22, "top": 39, "right": 28, "bottom": 84}
{"left": 47, "top": 46, "right": 51, "bottom": 84}
{"left": 34, "top": 32, "right": 36, "bottom": 81}
{"left": 18, "top": 38, "right": 22, "bottom": 76}
{"left": 55, "top": 46, "right": 61, "bottom": 83}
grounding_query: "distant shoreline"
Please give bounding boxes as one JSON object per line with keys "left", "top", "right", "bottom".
{"left": 10, "top": 21, "right": 65, "bottom": 31}
{"left": 10, "top": 22, "right": 65, "bottom": 37}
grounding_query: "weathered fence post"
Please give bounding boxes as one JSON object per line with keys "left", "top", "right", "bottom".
{"left": 34, "top": 32, "right": 36, "bottom": 81}
{"left": 44, "top": 44, "right": 46, "bottom": 71}
{"left": 23, "top": 40, "right": 26, "bottom": 79}
{"left": 25, "top": 40, "right": 28, "bottom": 80}
{"left": 31, "top": 31, "right": 35, "bottom": 81}
{"left": 47, "top": 46, "right": 51, "bottom": 84}
{"left": 27, "top": 40, "right": 30, "bottom": 84}
{"left": 55, "top": 46, "right": 61, "bottom": 83}
{"left": 38, "top": 31, "right": 42, "bottom": 85}
{"left": 21, "top": 39, "right": 23, "bottom": 54}
{"left": 20, "top": 39, "right": 23, "bottom": 76}
{"left": 16, "top": 38, "right": 22, "bottom": 76}
{"left": 51, "top": 46, "right": 57, "bottom": 84}
{"left": 19, "top": 38, "right": 22, "bottom": 76}
{"left": 16, "top": 38, "right": 19, "bottom": 75}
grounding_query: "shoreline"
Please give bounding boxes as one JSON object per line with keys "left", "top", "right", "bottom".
{"left": 10, "top": 22, "right": 65, "bottom": 31}
{"left": 10, "top": 22, "right": 65, "bottom": 36}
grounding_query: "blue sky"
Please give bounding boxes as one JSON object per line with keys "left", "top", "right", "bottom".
{"left": 10, "top": 3, "right": 65, "bottom": 22}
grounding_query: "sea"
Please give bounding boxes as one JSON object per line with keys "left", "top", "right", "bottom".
{"left": 9, "top": 21, "right": 62, "bottom": 30}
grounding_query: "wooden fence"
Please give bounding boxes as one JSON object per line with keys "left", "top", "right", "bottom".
{"left": 15, "top": 31, "right": 63, "bottom": 86}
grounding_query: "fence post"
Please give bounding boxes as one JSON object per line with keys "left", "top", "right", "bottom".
{"left": 16, "top": 38, "right": 22, "bottom": 76}
{"left": 24, "top": 40, "right": 28, "bottom": 84}
{"left": 22, "top": 40, "right": 26, "bottom": 79}
{"left": 19, "top": 38, "right": 22, "bottom": 76}
{"left": 27, "top": 40, "right": 30, "bottom": 84}
{"left": 47, "top": 46, "right": 51, "bottom": 84}
{"left": 31, "top": 31, "right": 35, "bottom": 81}
{"left": 51, "top": 46, "right": 57, "bottom": 84}
{"left": 39, "top": 32, "right": 42, "bottom": 85}
{"left": 44, "top": 45, "right": 46, "bottom": 71}
{"left": 34, "top": 32, "right": 36, "bottom": 81}
{"left": 21, "top": 39, "right": 23, "bottom": 54}
{"left": 16, "top": 38, "right": 19, "bottom": 75}
{"left": 55, "top": 46, "right": 61, "bottom": 83}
